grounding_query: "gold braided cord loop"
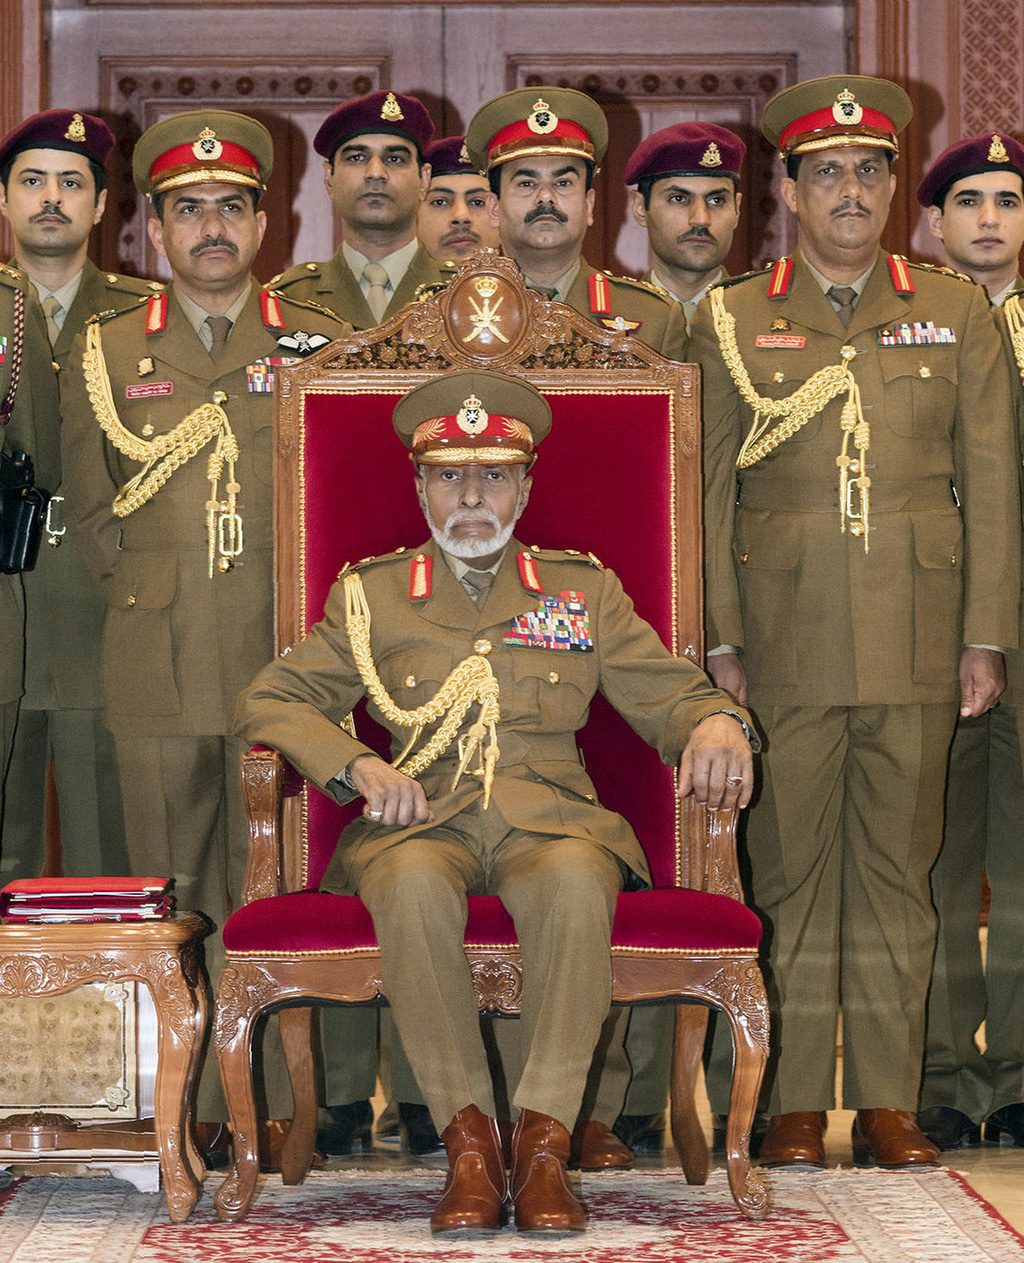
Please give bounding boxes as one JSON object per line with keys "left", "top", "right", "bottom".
{"left": 1004, "top": 294, "right": 1024, "bottom": 390}
{"left": 711, "top": 287, "right": 873, "bottom": 551}
{"left": 343, "top": 572, "right": 502, "bottom": 806}
{"left": 82, "top": 319, "right": 244, "bottom": 577}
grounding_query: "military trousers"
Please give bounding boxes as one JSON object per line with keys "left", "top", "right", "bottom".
{"left": 747, "top": 702, "right": 955, "bottom": 1113}
{"left": 350, "top": 802, "right": 623, "bottom": 1133}
{"left": 0, "top": 698, "right": 18, "bottom": 833}
{"left": 921, "top": 703, "right": 1024, "bottom": 1121}
{"left": 113, "top": 730, "right": 290, "bottom": 1121}
{"left": 2, "top": 706, "right": 128, "bottom": 881}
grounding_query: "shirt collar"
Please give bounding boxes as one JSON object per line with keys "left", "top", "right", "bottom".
{"left": 24, "top": 269, "right": 84, "bottom": 327}
{"left": 342, "top": 237, "right": 420, "bottom": 291}
{"left": 173, "top": 280, "right": 252, "bottom": 339}
{"left": 802, "top": 254, "right": 874, "bottom": 300}
{"left": 523, "top": 259, "right": 581, "bottom": 303}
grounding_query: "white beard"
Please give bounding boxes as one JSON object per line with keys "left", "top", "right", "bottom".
{"left": 425, "top": 505, "right": 517, "bottom": 559}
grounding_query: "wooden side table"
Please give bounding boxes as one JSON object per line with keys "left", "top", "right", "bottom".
{"left": 0, "top": 913, "right": 209, "bottom": 1221}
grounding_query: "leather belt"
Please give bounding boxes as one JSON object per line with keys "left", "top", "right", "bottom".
{"left": 737, "top": 476, "right": 958, "bottom": 513}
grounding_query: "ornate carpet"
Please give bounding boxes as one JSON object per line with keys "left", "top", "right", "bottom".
{"left": 0, "top": 1167, "right": 1021, "bottom": 1262}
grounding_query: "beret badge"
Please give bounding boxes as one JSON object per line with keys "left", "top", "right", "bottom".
{"left": 699, "top": 141, "right": 723, "bottom": 168}
{"left": 381, "top": 92, "right": 405, "bottom": 123}
{"left": 989, "top": 134, "right": 1010, "bottom": 163}
{"left": 64, "top": 113, "right": 87, "bottom": 144}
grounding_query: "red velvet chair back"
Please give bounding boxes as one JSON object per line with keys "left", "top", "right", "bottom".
{"left": 273, "top": 254, "right": 702, "bottom": 893}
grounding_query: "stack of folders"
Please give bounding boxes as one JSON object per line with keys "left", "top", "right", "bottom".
{"left": 0, "top": 877, "right": 174, "bottom": 924}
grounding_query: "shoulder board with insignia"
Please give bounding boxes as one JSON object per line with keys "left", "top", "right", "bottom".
{"left": 103, "top": 273, "right": 158, "bottom": 297}
{"left": 905, "top": 260, "right": 975, "bottom": 285}
{"left": 87, "top": 304, "right": 137, "bottom": 326}
{"left": 886, "top": 253, "right": 914, "bottom": 295}
{"left": 350, "top": 546, "right": 414, "bottom": 572}
{"left": 604, "top": 273, "right": 674, "bottom": 302}
{"left": 273, "top": 290, "right": 349, "bottom": 327}
{"left": 0, "top": 262, "right": 27, "bottom": 291}
{"left": 415, "top": 280, "right": 450, "bottom": 301}
{"left": 711, "top": 265, "right": 773, "bottom": 292}
{"left": 267, "top": 262, "right": 324, "bottom": 291}
{"left": 526, "top": 546, "right": 604, "bottom": 569}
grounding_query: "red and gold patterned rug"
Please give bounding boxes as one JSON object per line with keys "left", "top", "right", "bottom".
{"left": 0, "top": 1167, "right": 1021, "bottom": 1262}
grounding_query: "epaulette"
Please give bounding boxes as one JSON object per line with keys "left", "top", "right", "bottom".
{"left": 269, "top": 289, "right": 349, "bottom": 326}
{"left": 86, "top": 303, "right": 140, "bottom": 326}
{"left": 525, "top": 545, "right": 604, "bottom": 570}
{"left": 415, "top": 280, "right": 450, "bottom": 301}
{"left": 339, "top": 546, "right": 415, "bottom": 579}
{"left": 0, "top": 262, "right": 27, "bottom": 291}
{"left": 711, "top": 265, "right": 773, "bottom": 292}
{"left": 265, "top": 262, "right": 323, "bottom": 290}
{"left": 605, "top": 272, "right": 674, "bottom": 302}
{"left": 905, "top": 260, "right": 975, "bottom": 285}
{"left": 103, "top": 273, "right": 162, "bottom": 296}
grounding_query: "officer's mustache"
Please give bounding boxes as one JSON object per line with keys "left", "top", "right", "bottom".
{"left": 525, "top": 202, "right": 569, "bottom": 224}
{"left": 191, "top": 236, "right": 238, "bottom": 256}
{"left": 31, "top": 204, "right": 71, "bottom": 223}
{"left": 833, "top": 199, "right": 869, "bottom": 216}
{"left": 679, "top": 226, "right": 716, "bottom": 242}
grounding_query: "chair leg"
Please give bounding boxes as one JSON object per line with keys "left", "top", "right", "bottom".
{"left": 213, "top": 963, "right": 266, "bottom": 1221}
{"left": 720, "top": 970, "right": 771, "bottom": 1220}
{"left": 279, "top": 1006, "right": 317, "bottom": 1185}
{"left": 669, "top": 1004, "right": 710, "bottom": 1185}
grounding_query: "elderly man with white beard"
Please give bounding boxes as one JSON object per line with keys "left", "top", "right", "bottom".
{"left": 237, "top": 369, "right": 757, "bottom": 1235}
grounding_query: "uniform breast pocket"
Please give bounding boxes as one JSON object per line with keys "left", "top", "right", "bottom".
{"left": 734, "top": 509, "right": 802, "bottom": 686}
{"left": 508, "top": 650, "right": 593, "bottom": 727}
{"left": 910, "top": 511, "right": 964, "bottom": 684}
{"left": 375, "top": 648, "right": 455, "bottom": 709}
{"left": 252, "top": 422, "right": 273, "bottom": 487}
{"left": 102, "top": 554, "right": 181, "bottom": 715}
{"left": 878, "top": 352, "right": 958, "bottom": 438}
{"left": 750, "top": 368, "right": 827, "bottom": 444}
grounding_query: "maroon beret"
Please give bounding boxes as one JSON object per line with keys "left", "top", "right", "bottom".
{"left": 314, "top": 91, "right": 434, "bottom": 160}
{"left": 624, "top": 122, "right": 745, "bottom": 187}
{"left": 917, "top": 132, "right": 1024, "bottom": 207}
{"left": 0, "top": 109, "right": 114, "bottom": 171}
{"left": 424, "top": 135, "right": 482, "bottom": 178}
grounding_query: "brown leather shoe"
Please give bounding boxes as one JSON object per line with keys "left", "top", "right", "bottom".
{"left": 758, "top": 1111, "right": 827, "bottom": 1168}
{"left": 259, "top": 1118, "right": 325, "bottom": 1174}
{"left": 852, "top": 1109, "right": 940, "bottom": 1168}
{"left": 570, "top": 1119, "right": 634, "bottom": 1170}
{"left": 511, "top": 1109, "right": 586, "bottom": 1233}
{"left": 431, "top": 1105, "right": 508, "bottom": 1235}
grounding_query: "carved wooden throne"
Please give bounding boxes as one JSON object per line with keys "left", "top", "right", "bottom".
{"left": 213, "top": 251, "right": 769, "bottom": 1222}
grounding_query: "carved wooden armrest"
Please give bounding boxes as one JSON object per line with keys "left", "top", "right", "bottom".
{"left": 240, "top": 747, "right": 287, "bottom": 904}
{"left": 680, "top": 797, "right": 743, "bottom": 900}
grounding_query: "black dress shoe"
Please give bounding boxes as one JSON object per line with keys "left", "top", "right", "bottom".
{"left": 195, "top": 1121, "right": 231, "bottom": 1170}
{"left": 984, "top": 1103, "right": 1024, "bottom": 1146}
{"left": 316, "top": 1098, "right": 374, "bottom": 1156}
{"left": 612, "top": 1112, "right": 665, "bottom": 1155}
{"left": 916, "top": 1106, "right": 980, "bottom": 1150}
{"left": 712, "top": 1111, "right": 771, "bottom": 1158}
{"left": 399, "top": 1102, "right": 443, "bottom": 1155}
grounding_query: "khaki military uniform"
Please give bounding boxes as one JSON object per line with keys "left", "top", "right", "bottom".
{"left": 61, "top": 281, "right": 349, "bottom": 1115}
{"left": 237, "top": 538, "right": 748, "bottom": 1130}
{"left": 691, "top": 249, "right": 1020, "bottom": 1112}
{"left": 3, "top": 260, "right": 155, "bottom": 882}
{"left": 922, "top": 277, "right": 1024, "bottom": 1122}
{"left": 269, "top": 245, "right": 442, "bottom": 330}
{"left": 0, "top": 266, "right": 60, "bottom": 822}
{"left": 564, "top": 262, "right": 686, "bottom": 362}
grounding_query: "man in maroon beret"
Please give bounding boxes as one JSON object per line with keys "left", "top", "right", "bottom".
{"left": 915, "top": 132, "right": 1024, "bottom": 1154}
{"left": 0, "top": 109, "right": 154, "bottom": 887}
{"left": 417, "top": 136, "right": 499, "bottom": 268}
{"left": 626, "top": 122, "right": 745, "bottom": 333}
{"left": 270, "top": 90, "right": 443, "bottom": 328}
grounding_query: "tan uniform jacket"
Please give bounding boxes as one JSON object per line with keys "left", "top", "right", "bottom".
{"left": 566, "top": 261, "right": 686, "bottom": 361}
{"left": 998, "top": 277, "right": 1024, "bottom": 709}
{"left": 60, "top": 281, "right": 351, "bottom": 736}
{"left": 268, "top": 244, "right": 442, "bottom": 330}
{"left": 236, "top": 538, "right": 748, "bottom": 889}
{"left": 0, "top": 266, "right": 60, "bottom": 706}
{"left": 20, "top": 260, "right": 156, "bottom": 710}
{"left": 691, "top": 250, "right": 1020, "bottom": 707}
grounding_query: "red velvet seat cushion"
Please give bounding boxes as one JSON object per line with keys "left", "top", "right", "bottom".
{"left": 223, "top": 889, "right": 762, "bottom": 956}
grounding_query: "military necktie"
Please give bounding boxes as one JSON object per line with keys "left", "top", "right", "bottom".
{"left": 362, "top": 262, "right": 391, "bottom": 323}
{"left": 826, "top": 284, "right": 858, "bottom": 329}
{"left": 41, "top": 295, "right": 62, "bottom": 348}
{"left": 205, "top": 314, "right": 232, "bottom": 361}
{"left": 462, "top": 567, "right": 495, "bottom": 605}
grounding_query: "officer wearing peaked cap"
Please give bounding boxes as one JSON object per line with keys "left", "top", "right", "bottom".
{"left": 626, "top": 122, "right": 746, "bottom": 334}
{"left": 466, "top": 88, "right": 687, "bottom": 360}
{"left": 236, "top": 369, "right": 755, "bottom": 1235}
{"left": 61, "top": 108, "right": 351, "bottom": 1129}
{"left": 270, "top": 91, "right": 443, "bottom": 328}
{"left": 690, "top": 74, "right": 1020, "bottom": 1169}
{"left": 0, "top": 107, "right": 156, "bottom": 884}
{"left": 915, "top": 131, "right": 1024, "bottom": 1152}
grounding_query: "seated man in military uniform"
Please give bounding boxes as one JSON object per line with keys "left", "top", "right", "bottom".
{"left": 236, "top": 370, "right": 756, "bottom": 1235}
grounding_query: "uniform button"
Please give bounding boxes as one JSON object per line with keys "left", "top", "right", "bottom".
{"left": 773, "top": 370, "right": 785, "bottom": 383}
{"left": 584, "top": 793, "right": 595, "bottom": 802}
{"left": 849, "top": 522, "right": 864, "bottom": 537}
{"left": 849, "top": 459, "right": 860, "bottom": 473}
{"left": 212, "top": 390, "right": 228, "bottom": 404}
{"left": 474, "top": 638, "right": 492, "bottom": 655}
{"left": 404, "top": 674, "right": 417, "bottom": 688}
{"left": 217, "top": 556, "right": 234, "bottom": 573}
{"left": 548, "top": 671, "right": 560, "bottom": 684}
{"left": 950, "top": 553, "right": 958, "bottom": 566}
{"left": 306, "top": 262, "right": 318, "bottom": 271}
{"left": 51, "top": 360, "right": 60, "bottom": 373}
{"left": 126, "top": 593, "right": 137, "bottom": 607}
{"left": 739, "top": 552, "right": 749, "bottom": 564}
{"left": 141, "top": 423, "right": 155, "bottom": 437}
{"left": 394, "top": 546, "right": 406, "bottom": 553}
{"left": 919, "top": 365, "right": 931, "bottom": 379}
